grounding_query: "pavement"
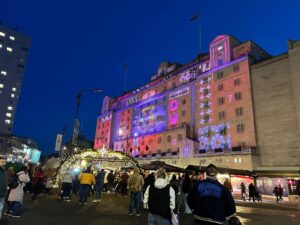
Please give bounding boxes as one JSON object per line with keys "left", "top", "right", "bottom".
{"left": 0, "top": 193, "right": 299, "bottom": 225}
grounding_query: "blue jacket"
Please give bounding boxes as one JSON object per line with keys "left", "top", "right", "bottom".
{"left": 187, "top": 177, "right": 236, "bottom": 224}
{"left": 95, "top": 172, "right": 105, "bottom": 186}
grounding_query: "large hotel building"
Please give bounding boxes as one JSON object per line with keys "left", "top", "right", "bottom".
{"left": 94, "top": 35, "right": 300, "bottom": 189}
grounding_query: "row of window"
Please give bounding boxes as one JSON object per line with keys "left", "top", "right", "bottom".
{"left": 0, "top": 44, "right": 13, "bottom": 52}
{"left": 218, "top": 107, "right": 244, "bottom": 120}
{"left": 0, "top": 31, "right": 15, "bottom": 40}
{"left": 218, "top": 92, "right": 242, "bottom": 105}
{"left": 218, "top": 78, "right": 241, "bottom": 91}
{"left": 216, "top": 64, "right": 240, "bottom": 80}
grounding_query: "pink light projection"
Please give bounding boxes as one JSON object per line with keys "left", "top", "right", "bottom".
{"left": 169, "top": 100, "right": 178, "bottom": 111}
{"left": 169, "top": 112, "right": 179, "bottom": 125}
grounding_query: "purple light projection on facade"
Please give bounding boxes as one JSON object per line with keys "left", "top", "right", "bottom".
{"left": 198, "top": 122, "right": 231, "bottom": 151}
{"left": 169, "top": 112, "right": 178, "bottom": 125}
{"left": 131, "top": 97, "right": 167, "bottom": 136}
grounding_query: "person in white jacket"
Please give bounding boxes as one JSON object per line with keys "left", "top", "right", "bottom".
{"left": 60, "top": 171, "right": 73, "bottom": 201}
{"left": 4, "top": 166, "right": 30, "bottom": 218}
{"left": 144, "top": 168, "right": 175, "bottom": 225}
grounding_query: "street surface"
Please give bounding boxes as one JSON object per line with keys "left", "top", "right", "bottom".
{"left": 1, "top": 194, "right": 299, "bottom": 225}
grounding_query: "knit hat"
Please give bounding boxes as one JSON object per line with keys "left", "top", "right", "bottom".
{"left": 206, "top": 164, "right": 218, "bottom": 177}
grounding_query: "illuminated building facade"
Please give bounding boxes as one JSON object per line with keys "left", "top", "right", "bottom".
{"left": 94, "top": 34, "right": 299, "bottom": 173}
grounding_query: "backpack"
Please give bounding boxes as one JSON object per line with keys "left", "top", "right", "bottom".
{"left": 9, "top": 174, "right": 20, "bottom": 189}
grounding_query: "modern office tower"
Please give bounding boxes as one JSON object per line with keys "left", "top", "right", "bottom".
{"left": 0, "top": 24, "right": 31, "bottom": 134}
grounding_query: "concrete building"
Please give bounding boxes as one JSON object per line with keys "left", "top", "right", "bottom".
{"left": 0, "top": 24, "right": 31, "bottom": 134}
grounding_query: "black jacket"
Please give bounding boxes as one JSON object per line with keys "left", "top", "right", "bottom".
{"left": 187, "top": 178, "right": 236, "bottom": 224}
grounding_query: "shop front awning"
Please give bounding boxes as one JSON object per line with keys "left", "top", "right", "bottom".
{"left": 254, "top": 167, "right": 300, "bottom": 177}
{"left": 185, "top": 165, "right": 257, "bottom": 177}
{"left": 140, "top": 161, "right": 189, "bottom": 173}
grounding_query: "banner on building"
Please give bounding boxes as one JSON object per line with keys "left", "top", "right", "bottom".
{"left": 55, "top": 134, "right": 63, "bottom": 151}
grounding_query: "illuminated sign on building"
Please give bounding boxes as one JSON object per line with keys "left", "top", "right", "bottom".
{"left": 101, "top": 114, "right": 112, "bottom": 122}
{"left": 169, "top": 87, "right": 190, "bottom": 100}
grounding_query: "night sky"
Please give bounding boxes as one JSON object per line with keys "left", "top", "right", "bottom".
{"left": 2, "top": 0, "right": 300, "bottom": 154}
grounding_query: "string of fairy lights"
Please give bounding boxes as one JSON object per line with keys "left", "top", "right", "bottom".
{"left": 52, "top": 149, "right": 141, "bottom": 188}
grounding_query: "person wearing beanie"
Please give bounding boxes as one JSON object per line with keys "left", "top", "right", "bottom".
{"left": 143, "top": 168, "right": 176, "bottom": 225}
{"left": 187, "top": 164, "right": 236, "bottom": 225}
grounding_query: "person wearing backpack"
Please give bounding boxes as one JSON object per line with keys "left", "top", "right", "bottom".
{"left": 0, "top": 156, "right": 8, "bottom": 221}
{"left": 127, "top": 167, "right": 144, "bottom": 216}
{"left": 143, "top": 168, "right": 176, "bottom": 225}
{"left": 4, "top": 166, "right": 30, "bottom": 218}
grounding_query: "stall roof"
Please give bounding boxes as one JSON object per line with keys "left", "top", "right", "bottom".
{"left": 140, "top": 161, "right": 189, "bottom": 173}
{"left": 185, "top": 165, "right": 257, "bottom": 177}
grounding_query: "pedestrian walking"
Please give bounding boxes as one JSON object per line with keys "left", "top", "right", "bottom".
{"left": 224, "top": 178, "right": 233, "bottom": 193}
{"left": 120, "top": 171, "right": 129, "bottom": 197}
{"left": 5, "top": 166, "right": 30, "bottom": 218}
{"left": 107, "top": 171, "right": 114, "bottom": 193}
{"left": 274, "top": 184, "right": 283, "bottom": 202}
{"left": 143, "top": 168, "right": 176, "bottom": 225}
{"left": 60, "top": 171, "right": 73, "bottom": 202}
{"left": 296, "top": 181, "right": 300, "bottom": 210}
{"left": 187, "top": 164, "right": 237, "bottom": 225}
{"left": 248, "top": 183, "right": 256, "bottom": 202}
{"left": 127, "top": 167, "right": 144, "bottom": 216}
{"left": 181, "top": 173, "right": 192, "bottom": 214}
{"left": 93, "top": 169, "right": 105, "bottom": 203}
{"left": 32, "top": 167, "right": 45, "bottom": 202}
{"left": 78, "top": 166, "right": 95, "bottom": 204}
{"left": 240, "top": 182, "right": 246, "bottom": 201}
{"left": 0, "top": 156, "right": 8, "bottom": 221}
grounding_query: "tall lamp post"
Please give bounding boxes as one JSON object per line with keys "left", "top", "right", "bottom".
{"left": 72, "top": 89, "right": 102, "bottom": 147}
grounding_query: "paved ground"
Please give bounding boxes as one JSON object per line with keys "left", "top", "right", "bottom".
{"left": 0, "top": 194, "right": 299, "bottom": 225}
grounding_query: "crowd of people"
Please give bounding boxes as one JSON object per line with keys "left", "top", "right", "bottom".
{"left": 1, "top": 153, "right": 300, "bottom": 225}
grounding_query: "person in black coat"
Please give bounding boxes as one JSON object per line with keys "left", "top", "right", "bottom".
{"left": 187, "top": 164, "right": 236, "bottom": 225}
{"left": 182, "top": 173, "right": 192, "bottom": 213}
{"left": 248, "top": 183, "right": 256, "bottom": 202}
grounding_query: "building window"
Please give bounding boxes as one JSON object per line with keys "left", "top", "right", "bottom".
{"left": 177, "top": 134, "right": 182, "bottom": 141}
{"left": 203, "top": 101, "right": 209, "bottom": 109}
{"left": 0, "top": 84, "right": 3, "bottom": 88}
{"left": 0, "top": 44, "right": 2, "bottom": 48}
{"left": 9, "top": 36, "right": 15, "bottom": 41}
{"left": 6, "top": 47, "right": 12, "bottom": 52}
{"left": 218, "top": 83, "right": 223, "bottom": 91}
{"left": 218, "top": 111, "right": 226, "bottom": 120}
{"left": 6, "top": 113, "right": 12, "bottom": 118}
{"left": 203, "top": 114, "right": 210, "bottom": 123}
{"left": 234, "top": 78, "right": 241, "bottom": 86}
{"left": 220, "top": 127, "right": 227, "bottom": 135}
{"left": 182, "top": 110, "right": 186, "bottom": 116}
{"left": 182, "top": 99, "right": 186, "bottom": 105}
{"left": 171, "top": 124, "right": 176, "bottom": 129}
{"left": 234, "top": 157, "right": 242, "bottom": 164}
{"left": 158, "top": 137, "right": 161, "bottom": 144}
{"left": 167, "top": 135, "right": 171, "bottom": 142}
{"left": 233, "top": 64, "right": 240, "bottom": 73}
{"left": 237, "top": 123, "right": 245, "bottom": 133}
{"left": 235, "top": 92, "right": 242, "bottom": 100}
{"left": 1, "top": 71, "right": 7, "bottom": 76}
{"left": 127, "top": 118, "right": 130, "bottom": 122}
{"left": 12, "top": 87, "right": 16, "bottom": 92}
{"left": 203, "top": 77, "right": 208, "bottom": 84}
{"left": 172, "top": 82, "right": 176, "bottom": 88}
{"left": 163, "top": 86, "right": 167, "bottom": 91}
{"left": 203, "top": 89, "right": 209, "bottom": 96}
{"left": 0, "top": 32, "right": 5, "bottom": 37}
{"left": 218, "top": 97, "right": 225, "bottom": 105}
{"left": 216, "top": 71, "right": 223, "bottom": 80}
{"left": 5, "top": 119, "right": 11, "bottom": 124}
{"left": 235, "top": 107, "right": 244, "bottom": 116}
{"left": 7, "top": 106, "right": 13, "bottom": 111}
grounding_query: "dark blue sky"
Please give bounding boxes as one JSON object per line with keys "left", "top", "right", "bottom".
{"left": 2, "top": 0, "right": 300, "bottom": 154}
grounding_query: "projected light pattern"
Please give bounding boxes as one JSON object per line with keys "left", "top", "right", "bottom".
{"left": 131, "top": 97, "right": 167, "bottom": 136}
{"left": 198, "top": 122, "right": 231, "bottom": 151}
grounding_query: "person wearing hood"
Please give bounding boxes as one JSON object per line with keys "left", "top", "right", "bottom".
{"left": 187, "top": 164, "right": 236, "bottom": 225}
{"left": 5, "top": 165, "right": 30, "bottom": 218}
{"left": 127, "top": 167, "right": 144, "bottom": 216}
{"left": 143, "top": 168, "right": 176, "bottom": 225}
{"left": 0, "top": 156, "right": 8, "bottom": 221}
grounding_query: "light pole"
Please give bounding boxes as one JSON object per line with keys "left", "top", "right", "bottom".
{"left": 72, "top": 89, "right": 102, "bottom": 147}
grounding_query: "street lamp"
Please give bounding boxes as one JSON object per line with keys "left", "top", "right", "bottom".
{"left": 72, "top": 89, "right": 102, "bottom": 147}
